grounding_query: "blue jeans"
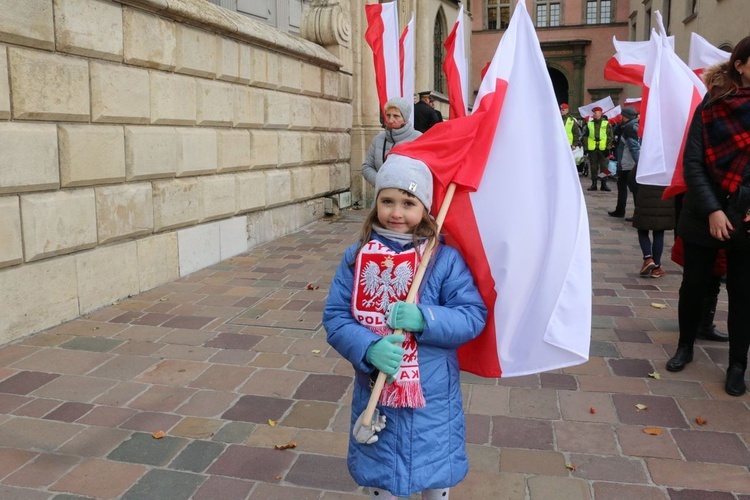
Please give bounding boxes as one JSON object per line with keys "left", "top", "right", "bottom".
{"left": 638, "top": 229, "right": 664, "bottom": 266}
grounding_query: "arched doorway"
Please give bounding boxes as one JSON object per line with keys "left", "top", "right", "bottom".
{"left": 548, "top": 67, "right": 569, "bottom": 106}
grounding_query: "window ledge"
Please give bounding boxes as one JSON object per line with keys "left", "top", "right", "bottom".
{"left": 682, "top": 12, "right": 697, "bottom": 24}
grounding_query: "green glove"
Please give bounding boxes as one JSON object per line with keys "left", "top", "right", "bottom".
{"left": 366, "top": 334, "right": 405, "bottom": 376}
{"left": 386, "top": 302, "right": 426, "bottom": 332}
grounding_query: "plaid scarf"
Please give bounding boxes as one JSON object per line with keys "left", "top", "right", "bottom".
{"left": 702, "top": 88, "right": 750, "bottom": 193}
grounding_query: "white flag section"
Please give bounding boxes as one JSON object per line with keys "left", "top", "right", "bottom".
{"left": 606, "top": 105, "right": 622, "bottom": 122}
{"left": 688, "top": 32, "right": 730, "bottom": 75}
{"left": 400, "top": 13, "right": 416, "bottom": 122}
{"left": 379, "top": 3, "right": 401, "bottom": 101}
{"left": 472, "top": 0, "right": 591, "bottom": 376}
{"left": 637, "top": 12, "right": 706, "bottom": 186}
{"left": 577, "top": 96, "right": 615, "bottom": 119}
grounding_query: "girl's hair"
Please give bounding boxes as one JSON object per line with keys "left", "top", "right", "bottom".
{"left": 352, "top": 190, "right": 439, "bottom": 264}
{"left": 705, "top": 35, "right": 750, "bottom": 102}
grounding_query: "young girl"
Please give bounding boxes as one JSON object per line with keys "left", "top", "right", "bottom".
{"left": 323, "top": 155, "right": 487, "bottom": 499}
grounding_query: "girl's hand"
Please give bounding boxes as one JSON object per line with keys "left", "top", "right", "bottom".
{"left": 365, "top": 335, "right": 405, "bottom": 375}
{"left": 386, "top": 302, "right": 426, "bottom": 332}
{"left": 708, "top": 210, "right": 734, "bottom": 241}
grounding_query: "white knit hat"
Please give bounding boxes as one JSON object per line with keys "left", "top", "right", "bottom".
{"left": 375, "top": 154, "right": 433, "bottom": 209}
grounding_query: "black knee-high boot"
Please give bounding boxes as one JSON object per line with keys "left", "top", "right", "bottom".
{"left": 696, "top": 296, "right": 729, "bottom": 341}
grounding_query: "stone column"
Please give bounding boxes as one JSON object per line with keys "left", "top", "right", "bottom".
{"left": 572, "top": 53, "right": 586, "bottom": 110}
{"left": 301, "top": 0, "right": 367, "bottom": 205}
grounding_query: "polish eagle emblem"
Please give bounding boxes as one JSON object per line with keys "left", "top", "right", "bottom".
{"left": 359, "top": 255, "right": 413, "bottom": 312}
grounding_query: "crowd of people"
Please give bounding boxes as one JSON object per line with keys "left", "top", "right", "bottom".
{"left": 565, "top": 36, "right": 750, "bottom": 398}
{"left": 327, "top": 40, "right": 750, "bottom": 497}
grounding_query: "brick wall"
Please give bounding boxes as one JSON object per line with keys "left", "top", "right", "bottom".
{"left": 0, "top": 0, "right": 353, "bottom": 343}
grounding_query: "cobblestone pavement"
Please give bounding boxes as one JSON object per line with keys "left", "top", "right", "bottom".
{"left": 0, "top": 178, "right": 749, "bottom": 500}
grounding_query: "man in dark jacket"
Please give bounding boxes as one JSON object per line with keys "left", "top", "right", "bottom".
{"left": 609, "top": 106, "right": 640, "bottom": 217}
{"left": 413, "top": 91, "right": 443, "bottom": 133}
{"left": 582, "top": 106, "right": 613, "bottom": 191}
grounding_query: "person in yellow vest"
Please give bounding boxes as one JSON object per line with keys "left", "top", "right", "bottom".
{"left": 582, "top": 106, "right": 613, "bottom": 191}
{"left": 560, "top": 103, "right": 581, "bottom": 148}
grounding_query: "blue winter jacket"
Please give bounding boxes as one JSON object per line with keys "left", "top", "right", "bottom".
{"left": 323, "top": 233, "right": 487, "bottom": 497}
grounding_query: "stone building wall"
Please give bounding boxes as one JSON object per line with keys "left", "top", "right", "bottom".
{"left": 0, "top": 0, "right": 353, "bottom": 343}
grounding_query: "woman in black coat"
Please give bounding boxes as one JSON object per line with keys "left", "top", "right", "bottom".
{"left": 666, "top": 36, "right": 750, "bottom": 397}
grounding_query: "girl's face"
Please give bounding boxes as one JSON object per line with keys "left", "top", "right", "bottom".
{"left": 735, "top": 57, "right": 750, "bottom": 87}
{"left": 384, "top": 107, "right": 406, "bottom": 129}
{"left": 376, "top": 188, "right": 425, "bottom": 234}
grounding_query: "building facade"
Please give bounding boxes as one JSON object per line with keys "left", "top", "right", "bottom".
{"left": 0, "top": 0, "right": 354, "bottom": 343}
{"left": 471, "top": 0, "right": 630, "bottom": 110}
{"left": 0, "top": 0, "right": 465, "bottom": 343}
{"left": 628, "top": 0, "right": 747, "bottom": 59}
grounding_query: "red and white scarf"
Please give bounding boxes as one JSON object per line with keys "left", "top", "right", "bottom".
{"left": 352, "top": 239, "right": 426, "bottom": 408}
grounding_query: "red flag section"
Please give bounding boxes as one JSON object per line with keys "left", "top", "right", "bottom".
{"left": 442, "top": 5, "right": 468, "bottom": 119}
{"left": 365, "top": 3, "right": 401, "bottom": 114}
{"left": 603, "top": 37, "right": 649, "bottom": 87}
{"left": 637, "top": 12, "right": 706, "bottom": 193}
{"left": 399, "top": 13, "right": 415, "bottom": 122}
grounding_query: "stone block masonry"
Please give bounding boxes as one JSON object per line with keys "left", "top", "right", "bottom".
{"left": 0, "top": 0, "right": 352, "bottom": 344}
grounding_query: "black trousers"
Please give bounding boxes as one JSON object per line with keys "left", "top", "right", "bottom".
{"left": 678, "top": 240, "right": 750, "bottom": 367}
{"left": 614, "top": 169, "right": 636, "bottom": 214}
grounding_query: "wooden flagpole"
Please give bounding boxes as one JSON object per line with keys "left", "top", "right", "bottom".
{"left": 359, "top": 182, "right": 457, "bottom": 436}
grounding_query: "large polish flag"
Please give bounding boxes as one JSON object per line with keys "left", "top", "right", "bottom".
{"left": 442, "top": 4, "right": 469, "bottom": 118}
{"left": 365, "top": 2, "right": 401, "bottom": 113}
{"left": 399, "top": 13, "right": 416, "bottom": 123}
{"left": 392, "top": 0, "right": 591, "bottom": 377}
{"left": 661, "top": 33, "right": 727, "bottom": 197}
{"left": 604, "top": 38, "right": 650, "bottom": 87}
{"left": 688, "top": 32, "right": 730, "bottom": 77}
{"left": 637, "top": 12, "right": 705, "bottom": 189}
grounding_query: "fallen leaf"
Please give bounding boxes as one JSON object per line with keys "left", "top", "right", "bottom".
{"left": 274, "top": 475, "right": 282, "bottom": 480}
{"left": 274, "top": 441, "right": 297, "bottom": 450}
{"left": 642, "top": 427, "right": 662, "bottom": 436}
{"left": 306, "top": 283, "right": 320, "bottom": 290}
{"left": 152, "top": 430, "right": 166, "bottom": 439}
{"left": 695, "top": 416, "right": 707, "bottom": 426}
{"left": 650, "top": 302, "right": 668, "bottom": 309}
{"left": 159, "top": 298, "right": 169, "bottom": 302}
{"left": 312, "top": 349, "right": 321, "bottom": 354}
{"left": 648, "top": 372, "right": 661, "bottom": 379}
{"left": 635, "top": 404, "right": 648, "bottom": 411}
{"left": 91, "top": 326, "right": 99, "bottom": 331}
{"left": 589, "top": 407, "right": 596, "bottom": 414}
{"left": 565, "top": 464, "right": 577, "bottom": 471}
{"left": 268, "top": 420, "right": 277, "bottom": 427}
